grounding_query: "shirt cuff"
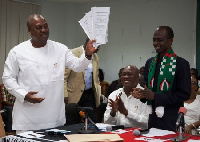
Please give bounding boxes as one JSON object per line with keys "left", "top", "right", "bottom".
{"left": 15, "top": 89, "right": 28, "bottom": 103}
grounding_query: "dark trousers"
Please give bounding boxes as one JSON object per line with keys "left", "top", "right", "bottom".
{"left": 78, "top": 88, "right": 97, "bottom": 123}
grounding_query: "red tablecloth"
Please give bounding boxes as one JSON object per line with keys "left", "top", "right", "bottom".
{"left": 105, "top": 128, "right": 200, "bottom": 142}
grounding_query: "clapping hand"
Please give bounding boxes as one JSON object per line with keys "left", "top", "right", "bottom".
{"left": 108, "top": 95, "right": 119, "bottom": 117}
{"left": 132, "top": 85, "right": 154, "bottom": 100}
{"left": 118, "top": 95, "right": 128, "bottom": 116}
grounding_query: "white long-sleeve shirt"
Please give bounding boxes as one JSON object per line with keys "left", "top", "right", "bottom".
{"left": 104, "top": 85, "right": 148, "bottom": 129}
{"left": 184, "top": 98, "right": 200, "bottom": 125}
{"left": 2, "top": 39, "right": 90, "bottom": 130}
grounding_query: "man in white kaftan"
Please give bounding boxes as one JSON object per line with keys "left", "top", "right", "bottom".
{"left": 2, "top": 14, "right": 96, "bottom": 132}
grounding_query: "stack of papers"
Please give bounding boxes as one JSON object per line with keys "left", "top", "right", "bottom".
{"left": 79, "top": 7, "right": 110, "bottom": 48}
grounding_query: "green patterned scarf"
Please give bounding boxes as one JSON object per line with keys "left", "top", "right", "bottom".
{"left": 147, "top": 49, "right": 177, "bottom": 105}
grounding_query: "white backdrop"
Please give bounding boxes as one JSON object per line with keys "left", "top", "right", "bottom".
{"left": 0, "top": 0, "right": 41, "bottom": 82}
{"left": 3, "top": 0, "right": 196, "bottom": 83}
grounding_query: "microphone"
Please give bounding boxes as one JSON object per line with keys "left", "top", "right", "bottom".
{"left": 133, "top": 129, "right": 149, "bottom": 136}
{"left": 79, "top": 111, "right": 85, "bottom": 118}
{"left": 79, "top": 111, "right": 99, "bottom": 131}
{"left": 106, "top": 125, "right": 125, "bottom": 131}
{"left": 176, "top": 107, "right": 187, "bottom": 126}
{"left": 77, "top": 107, "right": 93, "bottom": 114}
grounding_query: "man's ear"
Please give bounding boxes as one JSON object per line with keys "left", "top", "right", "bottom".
{"left": 28, "top": 28, "right": 31, "bottom": 35}
{"left": 169, "top": 38, "right": 173, "bottom": 45}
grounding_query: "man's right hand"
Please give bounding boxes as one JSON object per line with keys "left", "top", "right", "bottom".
{"left": 109, "top": 95, "right": 119, "bottom": 117}
{"left": 24, "top": 92, "right": 45, "bottom": 103}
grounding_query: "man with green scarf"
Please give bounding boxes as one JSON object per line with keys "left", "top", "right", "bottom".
{"left": 133, "top": 26, "right": 190, "bottom": 131}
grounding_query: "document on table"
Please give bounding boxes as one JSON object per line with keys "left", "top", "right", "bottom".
{"left": 95, "top": 123, "right": 113, "bottom": 130}
{"left": 65, "top": 134, "right": 123, "bottom": 142}
{"left": 79, "top": 7, "right": 110, "bottom": 48}
{"left": 142, "top": 128, "right": 176, "bottom": 137}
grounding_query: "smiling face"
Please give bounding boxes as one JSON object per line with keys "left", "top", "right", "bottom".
{"left": 27, "top": 14, "right": 49, "bottom": 47}
{"left": 120, "top": 65, "right": 139, "bottom": 89}
{"left": 153, "top": 27, "right": 173, "bottom": 57}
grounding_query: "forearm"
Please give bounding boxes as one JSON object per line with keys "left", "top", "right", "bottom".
{"left": 65, "top": 49, "right": 90, "bottom": 72}
{"left": 104, "top": 109, "right": 117, "bottom": 125}
{"left": 3, "top": 64, "right": 27, "bottom": 104}
{"left": 191, "top": 121, "right": 200, "bottom": 129}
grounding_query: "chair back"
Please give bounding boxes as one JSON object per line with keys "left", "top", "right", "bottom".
{"left": 65, "top": 103, "right": 81, "bottom": 125}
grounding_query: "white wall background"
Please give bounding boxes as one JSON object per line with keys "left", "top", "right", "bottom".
{"left": 13, "top": 0, "right": 197, "bottom": 83}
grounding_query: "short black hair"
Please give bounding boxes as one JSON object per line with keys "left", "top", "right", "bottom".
{"left": 158, "top": 26, "right": 174, "bottom": 39}
{"left": 190, "top": 68, "right": 199, "bottom": 79}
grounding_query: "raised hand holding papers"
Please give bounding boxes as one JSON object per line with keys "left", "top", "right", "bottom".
{"left": 79, "top": 7, "right": 110, "bottom": 48}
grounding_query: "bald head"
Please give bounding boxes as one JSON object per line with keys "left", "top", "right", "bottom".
{"left": 27, "top": 14, "right": 45, "bottom": 29}
{"left": 125, "top": 65, "right": 139, "bottom": 75}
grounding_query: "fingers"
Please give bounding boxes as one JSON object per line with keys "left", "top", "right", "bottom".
{"left": 131, "top": 89, "right": 144, "bottom": 99}
{"left": 30, "top": 97, "right": 45, "bottom": 104}
{"left": 25, "top": 92, "right": 45, "bottom": 103}
{"left": 115, "top": 95, "right": 119, "bottom": 101}
{"left": 132, "top": 88, "right": 141, "bottom": 91}
{"left": 184, "top": 129, "right": 191, "bottom": 134}
{"left": 109, "top": 98, "right": 114, "bottom": 103}
{"left": 87, "top": 39, "right": 96, "bottom": 46}
{"left": 29, "top": 91, "right": 38, "bottom": 95}
{"left": 91, "top": 39, "right": 96, "bottom": 43}
{"left": 35, "top": 97, "right": 45, "bottom": 103}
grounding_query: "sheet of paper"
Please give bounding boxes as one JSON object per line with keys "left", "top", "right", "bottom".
{"left": 79, "top": 11, "right": 93, "bottom": 40}
{"left": 3, "top": 135, "right": 39, "bottom": 142}
{"left": 188, "top": 140, "right": 200, "bottom": 142}
{"left": 110, "top": 129, "right": 131, "bottom": 134}
{"left": 96, "top": 123, "right": 113, "bottom": 129}
{"left": 18, "top": 131, "right": 45, "bottom": 139}
{"left": 142, "top": 128, "right": 175, "bottom": 137}
{"left": 92, "top": 7, "right": 110, "bottom": 45}
{"left": 135, "top": 137, "right": 169, "bottom": 142}
{"left": 18, "top": 131, "right": 56, "bottom": 142}
{"left": 45, "top": 129, "right": 71, "bottom": 133}
{"left": 79, "top": 7, "right": 110, "bottom": 48}
{"left": 65, "top": 134, "right": 123, "bottom": 142}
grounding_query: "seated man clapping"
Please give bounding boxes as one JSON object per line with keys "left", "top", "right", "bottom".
{"left": 104, "top": 65, "right": 148, "bottom": 129}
